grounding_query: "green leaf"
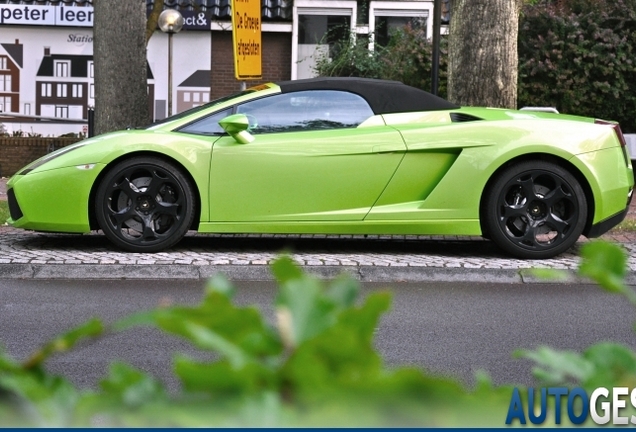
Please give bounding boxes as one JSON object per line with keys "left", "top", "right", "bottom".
{"left": 205, "top": 273, "right": 235, "bottom": 299}
{"left": 578, "top": 241, "right": 627, "bottom": 294}
{"left": 280, "top": 292, "right": 391, "bottom": 394}
{"left": 99, "top": 362, "right": 166, "bottom": 408}
{"left": 276, "top": 277, "right": 337, "bottom": 348}
{"left": 271, "top": 255, "right": 304, "bottom": 284}
{"left": 23, "top": 318, "right": 104, "bottom": 369}
{"left": 582, "top": 343, "right": 636, "bottom": 388}
{"left": 325, "top": 275, "right": 360, "bottom": 309}
{"left": 515, "top": 346, "right": 594, "bottom": 386}
{"left": 174, "top": 356, "right": 276, "bottom": 395}
{"left": 176, "top": 321, "right": 251, "bottom": 368}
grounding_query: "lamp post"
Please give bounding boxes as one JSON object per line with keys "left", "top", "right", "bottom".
{"left": 158, "top": 9, "right": 184, "bottom": 117}
{"left": 431, "top": 0, "right": 442, "bottom": 96}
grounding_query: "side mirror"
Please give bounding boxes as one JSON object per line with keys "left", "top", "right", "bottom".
{"left": 218, "top": 114, "right": 255, "bottom": 144}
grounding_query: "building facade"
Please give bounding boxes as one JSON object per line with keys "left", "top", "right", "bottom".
{"left": 0, "top": 0, "right": 447, "bottom": 135}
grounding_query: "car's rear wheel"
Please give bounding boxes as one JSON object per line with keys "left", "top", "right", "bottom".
{"left": 483, "top": 161, "right": 587, "bottom": 259}
{"left": 95, "top": 157, "right": 195, "bottom": 252}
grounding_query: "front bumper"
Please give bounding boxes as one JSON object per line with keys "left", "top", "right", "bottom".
{"left": 7, "top": 164, "right": 103, "bottom": 233}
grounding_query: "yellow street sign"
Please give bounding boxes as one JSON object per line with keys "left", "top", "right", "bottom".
{"left": 231, "top": 0, "right": 262, "bottom": 80}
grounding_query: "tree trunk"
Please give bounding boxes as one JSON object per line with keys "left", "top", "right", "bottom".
{"left": 93, "top": 0, "right": 150, "bottom": 135}
{"left": 447, "top": 0, "right": 522, "bottom": 108}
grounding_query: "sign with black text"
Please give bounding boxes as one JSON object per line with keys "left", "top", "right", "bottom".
{"left": 230, "top": 0, "right": 262, "bottom": 80}
{"left": 1, "top": 4, "right": 93, "bottom": 27}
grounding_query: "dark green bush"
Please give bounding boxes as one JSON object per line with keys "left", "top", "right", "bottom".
{"left": 518, "top": 0, "right": 636, "bottom": 132}
{"left": 314, "top": 25, "right": 448, "bottom": 99}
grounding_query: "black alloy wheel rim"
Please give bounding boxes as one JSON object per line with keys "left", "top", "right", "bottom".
{"left": 102, "top": 165, "right": 187, "bottom": 246}
{"left": 497, "top": 170, "right": 579, "bottom": 251}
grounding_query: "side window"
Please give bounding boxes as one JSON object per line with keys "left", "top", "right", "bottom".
{"left": 178, "top": 108, "right": 232, "bottom": 136}
{"left": 236, "top": 90, "right": 373, "bottom": 134}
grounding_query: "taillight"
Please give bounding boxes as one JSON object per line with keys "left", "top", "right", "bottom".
{"left": 595, "top": 119, "right": 627, "bottom": 147}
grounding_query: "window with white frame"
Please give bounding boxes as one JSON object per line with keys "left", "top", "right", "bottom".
{"left": 72, "top": 84, "right": 83, "bottom": 98}
{"left": 57, "top": 83, "right": 68, "bottom": 98}
{"left": 24, "top": 103, "right": 31, "bottom": 115}
{"left": 54, "top": 60, "right": 71, "bottom": 78}
{"left": 0, "top": 96, "right": 11, "bottom": 113}
{"left": 0, "top": 57, "right": 7, "bottom": 70}
{"left": 0, "top": 74, "right": 10, "bottom": 92}
{"left": 55, "top": 105, "right": 69, "bottom": 118}
{"left": 292, "top": 1, "right": 357, "bottom": 80}
{"left": 368, "top": 2, "right": 432, "bottom": 50}
{"left": 41, "top": 83, "right": 52, "bottom": 97}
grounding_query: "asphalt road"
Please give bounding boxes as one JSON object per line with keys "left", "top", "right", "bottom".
{"left": 1, "top": 278, "right": 634, "bottom": 392}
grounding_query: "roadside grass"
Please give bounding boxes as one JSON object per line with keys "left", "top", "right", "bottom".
{"left": 0, "top": 200, "right": 8, "bottom": 225}
{"left": 614, "top": 218, "right": 636, "bottom": 233}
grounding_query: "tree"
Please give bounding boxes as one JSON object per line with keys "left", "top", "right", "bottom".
{"left": 447, "top": 0, "right": 523, "bottom": 108}
{"left": 93, "top": 0, "right": 150, "bottom": 135}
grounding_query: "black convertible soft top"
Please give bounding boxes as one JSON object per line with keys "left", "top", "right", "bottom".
{"left": 277, "top": 77, "right": 459, "bottom": 115}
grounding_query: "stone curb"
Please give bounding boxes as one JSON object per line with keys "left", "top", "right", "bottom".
{"left": 4, "top": 263, "right": 635, "bottom": 285}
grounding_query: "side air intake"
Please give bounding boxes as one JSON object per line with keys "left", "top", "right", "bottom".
{"left": 450, "top": 113, "right": 483, "bottom": 123}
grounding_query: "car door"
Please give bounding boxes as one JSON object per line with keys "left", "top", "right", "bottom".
{"left": 207, "top": 90, "right": 406, "bottom": 222}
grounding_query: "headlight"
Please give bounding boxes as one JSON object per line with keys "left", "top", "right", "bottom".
{"left": 19, "top": 142, "right": 88, "bottom": 175}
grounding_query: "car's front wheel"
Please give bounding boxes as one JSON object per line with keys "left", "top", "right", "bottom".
{"left": 483, "top": 161, "right": 587, "bottom": 259}
{"left": 95, "top": 157, "right": 195, "bottom": 252}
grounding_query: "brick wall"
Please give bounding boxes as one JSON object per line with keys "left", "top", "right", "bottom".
{"left": 210, "top": 31, "right": 292, "bottom": 99}
{"left": 0, "top": 137, "right": 81, "bottom": 177}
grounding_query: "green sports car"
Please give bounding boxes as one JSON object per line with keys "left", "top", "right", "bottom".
{"left": 6, "top": 77, "right": 634, "bottom": 259}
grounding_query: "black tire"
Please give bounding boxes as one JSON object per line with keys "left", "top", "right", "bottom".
{"left": 95, "top": 157, "right": 195, "bottom": 252}
{"left": 483, "top": 161, "right": 587, "bottom": 259}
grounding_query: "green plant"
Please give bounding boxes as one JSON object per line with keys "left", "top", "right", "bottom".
{"left": 314, "top": 24, "right": 448, "bottom": 98}
{"left": 0, "top": 200, "right": 8, "bottom": 225}
{"left": 614, "top": 218, "right": 636, "bottom": 233}
{"left": 0, "top": 256, "right": 512, "bottom": 427}
{"left": 7, "top": 130, "right": 43, "bottom": 138}
{"left": 2, "top": 243, "right": 636, "bottom": 426}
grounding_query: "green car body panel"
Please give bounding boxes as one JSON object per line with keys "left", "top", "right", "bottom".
{"left": 6, "top": 78, "right": 633, "bottom": 257}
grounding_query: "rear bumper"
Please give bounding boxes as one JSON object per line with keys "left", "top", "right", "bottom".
{"left": 586, "top": 189, "right": 633, "bottom": 238}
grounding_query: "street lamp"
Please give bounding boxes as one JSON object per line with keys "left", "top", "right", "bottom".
{"left": 158, "top": 9, "right": 184, "bottom": 117}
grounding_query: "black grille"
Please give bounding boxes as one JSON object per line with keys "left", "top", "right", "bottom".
{"left": 7, "top": 188, "right": 23, "bottom": 221}
{"left": 450, "top": 113, "right": 483, "bottom": 123}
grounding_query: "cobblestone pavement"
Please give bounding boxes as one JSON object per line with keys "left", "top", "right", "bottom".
{"left": 1, "top": 229, "right": 636, "bottom": 283}
{"left": 2, "top": 176, "right": 636, "bottom": 282}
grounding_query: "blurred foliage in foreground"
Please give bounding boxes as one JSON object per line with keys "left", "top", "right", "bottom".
{"left": 1, "top": 242, "right": 636, "bottom": 426}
